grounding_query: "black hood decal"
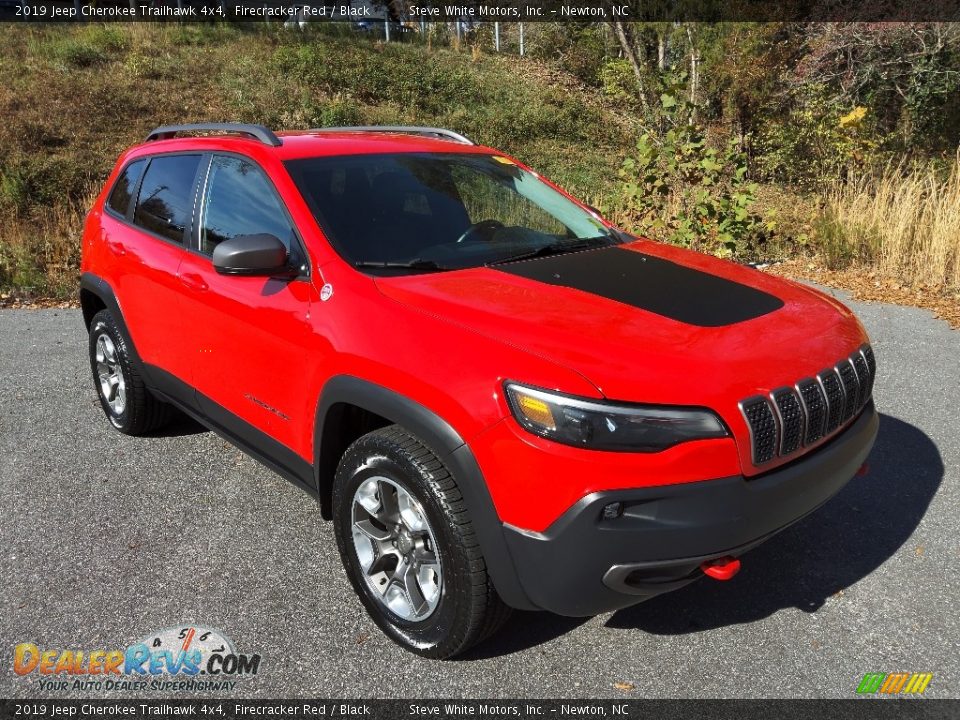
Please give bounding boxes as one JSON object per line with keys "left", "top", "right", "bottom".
{"left": 495, "top": 246, "right": 784, "bottom": 327}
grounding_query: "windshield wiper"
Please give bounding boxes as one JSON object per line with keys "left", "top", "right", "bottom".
{"left": 354, "top": 259, "right": 454, "bottom": 273}
{"left": 486, "top": 237, "right": 614, "bottom": 266}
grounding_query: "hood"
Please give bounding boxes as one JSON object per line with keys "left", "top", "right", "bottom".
{"left": 375, "top": 240, "right": 868, "bottom": 470}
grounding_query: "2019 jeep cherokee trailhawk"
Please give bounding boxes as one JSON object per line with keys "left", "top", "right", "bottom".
{"left": 80, "top": 123, "right": 878, "bottom": 658}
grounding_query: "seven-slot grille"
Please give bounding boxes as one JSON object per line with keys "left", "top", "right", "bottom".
{"left": 740, "top": 344, "right": 875, "bottom": 466}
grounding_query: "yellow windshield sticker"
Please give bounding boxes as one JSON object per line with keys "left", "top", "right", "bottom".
{"left": 492, "top": 156, "right": 516, "bottom": 165}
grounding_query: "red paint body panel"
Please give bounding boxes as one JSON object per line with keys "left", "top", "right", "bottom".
{"left": 81, "top": 130, "right": 871, "bottom": 533}
{"left": 375, "top": 239, "right": 868, "bottom": 478}
{"left": 176, "top": 253, "right": 322, "bottom": 457}
{"left": 470, "top": 418, "right": 741, "bottom": 531}
{"left": 92, "top": 212, "right": 188, "bottom": 377}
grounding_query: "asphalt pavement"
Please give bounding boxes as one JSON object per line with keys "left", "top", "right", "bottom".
{"left": 1, "top": 287, "right": 958, "bottom": 699}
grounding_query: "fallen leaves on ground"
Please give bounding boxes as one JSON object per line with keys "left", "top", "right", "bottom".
{"left": 763, "top": 260, "right": 960, "bottom": 330}
{"left": 0, "top": 293, "right": 77, "bottom": 310}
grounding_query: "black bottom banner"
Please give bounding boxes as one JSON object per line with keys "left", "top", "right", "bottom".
{"left": 0, "top": 699, "right": 957, "bottom": 720}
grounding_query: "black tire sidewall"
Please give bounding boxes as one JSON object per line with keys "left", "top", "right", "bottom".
{"left": 88, "top": 312, "right": 133, "bottom": 432}
{"left": 333, "top": 439, "right": 474, "bottom": 657}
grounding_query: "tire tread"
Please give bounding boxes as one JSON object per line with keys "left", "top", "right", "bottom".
{"left": 335, "top": 424, "right": 511, "bottom": 658}
{"left": 89, "top": 309, "right": 174, "bottom": 436}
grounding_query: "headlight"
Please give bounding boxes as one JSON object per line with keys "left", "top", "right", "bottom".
{"left": 504, "top": 383, "right": 728, "bottom": 452}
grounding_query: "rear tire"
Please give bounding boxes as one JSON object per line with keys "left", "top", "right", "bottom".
{"left": 333, "top": 425, "right": 511, "bottom": 659}
{"left": 88, "top": 309, "right": 173, "bottom": 436}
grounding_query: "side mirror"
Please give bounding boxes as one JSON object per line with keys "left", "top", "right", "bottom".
{"left": 212, "top": 234, "right": 293, "bottom": 277}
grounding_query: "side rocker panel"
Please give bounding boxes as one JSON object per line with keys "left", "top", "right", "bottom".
{"left": 149, "top": 365, "right": 316, "bottom": 496}
{"left": 314, "top": 376, "right": 536, "bottom": 611}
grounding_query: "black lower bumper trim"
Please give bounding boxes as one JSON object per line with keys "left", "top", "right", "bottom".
{"left": 502, "top": 403, "right": 879, "bottom": 616}
{"left": 601, "top": 535, "right": 768, "bottom": 599}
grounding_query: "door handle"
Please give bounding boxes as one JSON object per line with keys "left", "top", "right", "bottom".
{"left": 180, "top": 273, "right": 208, "bottom": 292}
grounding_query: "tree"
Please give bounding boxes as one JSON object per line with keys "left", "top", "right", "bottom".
{"left": 611, "top": 20, "right": 652, "bottom": 114}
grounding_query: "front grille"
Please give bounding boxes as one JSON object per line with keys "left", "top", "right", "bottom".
{"left": 851, "top": 352, "right": 870, "bottom": 407}
{"left": 771, "top": 388, "right": 803, "bottom": 455}
{"left": 740, "top": 344, "right": 875, "bottom": 467}
{"left": 819, "top": 369, "right": 844, "bottom": 433}
{"left": 740, "top": 397, "right": 778, "bottom": 465}
{"left": 796, "top": 379, "right": 826, "bottom": 444}
{"left": 863, "top": 345, "right": 876, "bottom": 379}
{"left": 836, "top": 360, "right": 859, "bottom": 422}
{"left": 862, "top": 346, "right": 877, "bottom": 398}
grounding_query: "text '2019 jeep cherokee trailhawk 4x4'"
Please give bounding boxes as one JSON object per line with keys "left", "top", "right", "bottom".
{"left": 81, "top": 123, "right": 878, "bottom": 658}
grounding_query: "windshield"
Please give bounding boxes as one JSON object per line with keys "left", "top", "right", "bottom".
{"left": 284, "top": 153, "right": 621, "bottom": 273}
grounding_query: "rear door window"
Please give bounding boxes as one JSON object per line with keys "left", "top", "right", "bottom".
{"left": 107, "top": 159, "right": 146, "bottom": 217}
{"left": 133, "top": 155, "right": 202, "bottom": 243}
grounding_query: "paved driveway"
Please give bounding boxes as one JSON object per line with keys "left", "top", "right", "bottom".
{"left": 1, "top": 288, "right": 957, "bottom": 698}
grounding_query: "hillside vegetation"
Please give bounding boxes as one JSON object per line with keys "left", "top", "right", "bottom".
{"left": 1, "top": 22, "right": 958, "bottom": 318}
{"left": 0, "top": 23, "right": 636, "bottom": 296}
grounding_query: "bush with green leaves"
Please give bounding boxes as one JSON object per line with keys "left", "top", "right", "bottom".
{"left": 598, "top": 58, "right": 638, "bottom": 105}
{"left": 752, "top": 85, "right": 880, "bottom": 189}
{"left": 618, "top": 96, "right": 770, "bottom": 259}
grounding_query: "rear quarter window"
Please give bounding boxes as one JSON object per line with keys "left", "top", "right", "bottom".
{"left": 106, "top": 159, "right": 146, "bottom": 217}
{"left": 132, "top": 154, "right": 202, "bottom": 243}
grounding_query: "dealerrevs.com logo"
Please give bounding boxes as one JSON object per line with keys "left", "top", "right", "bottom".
{"left": 13, "top": 626, "right": 261, "bottom": 692}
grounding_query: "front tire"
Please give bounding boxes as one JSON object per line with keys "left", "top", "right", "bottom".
{"left": 332, "top": 425, "right": 511, "bottom": 659}
{"left": 88, "top": 309, "right": 173, "bottom": 435}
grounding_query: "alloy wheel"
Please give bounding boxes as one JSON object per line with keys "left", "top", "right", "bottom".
{"left": 351, "top": 476, "right": 442, "bottom": 621}
{"left": 95, "top": 333, "right": 126, "bottom": 415}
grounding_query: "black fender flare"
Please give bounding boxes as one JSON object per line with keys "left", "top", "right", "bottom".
{"left": 80, "top": 272, "right": 152, "bottom": 382}
{"left": 313, "top": 375, "right": 535, "bottom": 611}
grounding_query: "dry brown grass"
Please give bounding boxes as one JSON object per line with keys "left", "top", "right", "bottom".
{"left": 0, "top": 196, "right": 93, "bottom": 298}
{"left": 818, "top": 160, "right": 960, "bottom": 289}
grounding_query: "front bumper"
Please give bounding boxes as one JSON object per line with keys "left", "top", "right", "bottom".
{"left": 501, "top": 402, "right": 879, "bottom": 616}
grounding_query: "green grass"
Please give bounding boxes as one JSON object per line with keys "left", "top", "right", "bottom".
{"left": 0, "top": 23, "right": 639, "bottom": 297}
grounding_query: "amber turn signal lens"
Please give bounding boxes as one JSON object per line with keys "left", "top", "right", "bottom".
{"left": 514, "top": 393, "right": 557, "bottom": 430}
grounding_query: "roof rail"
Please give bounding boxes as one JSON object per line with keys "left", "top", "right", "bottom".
{"left": 314, "top": 126, "right": 474, "bottom": 145}
{"left": 145, "top": 123, "right": 282, "bottom": 147}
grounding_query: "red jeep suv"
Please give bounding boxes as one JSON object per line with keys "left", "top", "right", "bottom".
{"left": 80, "top": 123, "right": 878, "bottom": 658}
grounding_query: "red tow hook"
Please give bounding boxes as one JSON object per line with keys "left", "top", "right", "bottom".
{"left": 856, "top": 462, "right": 870, "bottom": 477}
{"left": 701, "top": 556, "right": 741, "bottom": 581}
